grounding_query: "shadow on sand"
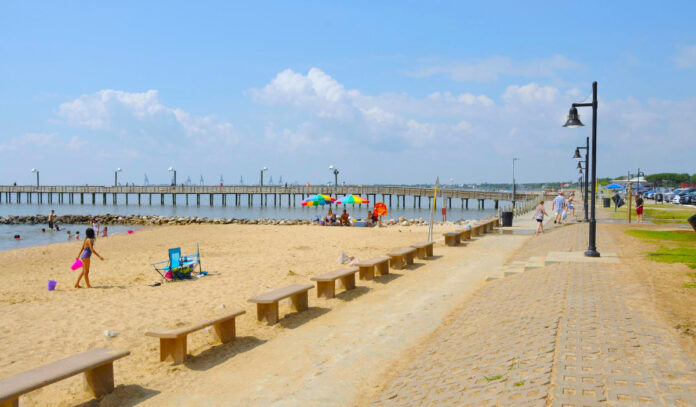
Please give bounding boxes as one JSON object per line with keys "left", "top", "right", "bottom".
{"left": 335, "top": 285, "right": 371, "bottom": 302}
{"left": 185, "top": 335, "right": 267, "bottom": 371}
{"left": 279, "top": 306, "right": 331, "bottom": 329}
{"left": 373, "top": 273, "right": 403, "bottom": 284}
{"left": 74, "top": 384, "right": 160, "bottom": 407}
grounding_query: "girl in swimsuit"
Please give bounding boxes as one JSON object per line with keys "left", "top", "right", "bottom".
{"left": 74, "top": 228, "right": 104, "bottom": 288}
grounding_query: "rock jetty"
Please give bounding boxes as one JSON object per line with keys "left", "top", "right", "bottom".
{"left": 0, "top": 214, "right": 493, "bottom": 227}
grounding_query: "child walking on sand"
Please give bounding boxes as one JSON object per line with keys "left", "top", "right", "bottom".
{"left": 533, "top": 200, "right": 549, "bottom": 235}
{"left": 74, "top": 228, "right": 104, "bottom": 288}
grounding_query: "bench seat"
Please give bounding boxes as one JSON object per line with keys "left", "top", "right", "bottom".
{"left": 410, "top": 241, "right": 434, "bottom": 259}
{"left": 470, "top": 224, "right": 483, "bottom": 236}
{"left": 0, "top": 348, "right": 129, "bottom": 407}
{"left": 311, "top": 267, "right": 359, "bottom": 299}
{"left": 146, "top": 309, "right": 245, "bottom": 364}
{"left": 248, "top": 284, "right": 314, "bottom": 325}
{"left": 387, "top": 247, "right": 417, "bottom": 269}
{"left": 355, "top": 256, "right": 390, "bottom": 280}
{"left": 456, "top": 229, "right": 472, "bottom": 241}
{"left": 443, "top": 232, "right": 461, "bottom": 246}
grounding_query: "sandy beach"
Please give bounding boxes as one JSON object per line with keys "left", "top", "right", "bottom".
{"left": 0, "top": 221, "right": 474, "bottom": 406}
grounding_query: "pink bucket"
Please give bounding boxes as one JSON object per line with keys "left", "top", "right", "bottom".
{"left": 71, "top": 259, "right": 83, "bottom": 270}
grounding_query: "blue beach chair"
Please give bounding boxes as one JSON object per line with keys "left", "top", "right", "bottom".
{"left": 151, "top": 244, "right": 203, "bottom": 281}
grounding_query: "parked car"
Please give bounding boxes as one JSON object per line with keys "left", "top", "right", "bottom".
{"left": 685, "top": 191, "right": 696, "bottom": 205}
{"left": 645, "top": 190, "right": 656, "bottom": 199}
{"left": 673, "top": 189, "right": 695, "bottom": 204}
{"left": 665, "top": 188, "right": 685, "bottom": 203}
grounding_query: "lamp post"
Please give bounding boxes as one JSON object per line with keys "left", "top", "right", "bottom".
{"left": 260, "top": 166, "right": 268, "bottom": 187}
{"left": 512, "top": 157, "right": 519, "bottom": 208}
{"left": 329, "top": 165, "right": 339, "bottom": 188}
{"left": 573, "top": 136, "right": 590, "bottom": 222}
{"left": 115, "top": 168, "right": 122, "bottom": 186}
{"left": 168, "top": 167, "right": 176, "bottom": 186}
{"left": 636, "top": 169, "right": 645, "bottom": 192}
{"left": 31, "top": 168, "right": 39, "bottom": 187}
{"left": 563, "top": 81, "right": 600, "bottom": 257}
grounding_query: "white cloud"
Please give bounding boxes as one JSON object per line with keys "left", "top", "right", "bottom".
{"left": 409, "top": 54, "right": 582, "bottom": 82}
{"left": 502, "top": 83, "right": 559, "bottom": 104}
{"left": 675, "top": 45, "right": 696, "bottom": 69}
{"left": 0, "top": 132, "right": 78, "bottom": 152}
{"left": 57, "top": 89, "right": 238, "bottom": 144}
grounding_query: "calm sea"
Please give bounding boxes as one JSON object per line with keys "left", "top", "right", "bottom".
{"left": 0, "top": 196, "right": 506, "bottom": 252}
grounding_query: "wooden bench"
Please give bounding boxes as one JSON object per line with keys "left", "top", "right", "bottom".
{"left": 470, "top": 224, "right": 483, "bottom": 236}
{"left": 355, "top": 256, "right": 390, "bottom": 280}
{"left": 387, "top": 247, "right": 417, "bottom": 269}
{"left": 0, "top": 348, "right": 129, "bottom": 407}
{"left": 410, "top": 241, "right": 434, "bottom": 259}
{"left": 457, "top": 229, "right": 472, "bottom": 241}
{"left": 248, "top": 284, "right": 314, "bottom": 325}
{"left": 443, "top": 232, "right": 461, "bottom": 246}
{"left": 310, "top": 267, "right": 359, "bottom": 299}
{"left": 145, "top": 309, "right": 245, "bottom": 364}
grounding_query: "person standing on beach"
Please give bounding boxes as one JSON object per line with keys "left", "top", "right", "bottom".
{"left": 552, "top": 192, "right": 566, "bottom": 224}
{"left": 47, "top": 210, "right": 55, "bottom": 230}
{"left": 74, "top": 228, "right": 104, "bottom": 288}
{"left": 636, "top": 194, "right": 644, "bottom": 223}
{"left": 91, "top": 218, "right": 100, "bottom": 237}
{"left": 532, "top": 200, "right": 549, "bottom": 235}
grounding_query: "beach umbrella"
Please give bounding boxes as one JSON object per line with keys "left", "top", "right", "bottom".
{"left": 336, "top": 194, "right": 369, "bottom": 205}
{"left": 301, "top": 194, "right": 336, "bottom": 206}
{"left": 603, "top": 183, "right": 624, "bottom": 189}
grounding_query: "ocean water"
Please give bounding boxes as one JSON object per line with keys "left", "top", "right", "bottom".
{"left": 0, "top": 196, "right": 507, "bottom": 251}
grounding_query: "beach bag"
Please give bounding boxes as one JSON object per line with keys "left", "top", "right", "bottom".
{"left": 561, "top": 210, "right": 567, "bottom": 220}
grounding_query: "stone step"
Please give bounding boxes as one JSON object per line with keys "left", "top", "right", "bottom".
{"left": 524, "top": 256, "right": 546, "bottom": 271}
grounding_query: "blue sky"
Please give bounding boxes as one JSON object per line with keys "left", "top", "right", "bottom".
{"left": 1, "top": 1, "right": 695, "bottom": 186}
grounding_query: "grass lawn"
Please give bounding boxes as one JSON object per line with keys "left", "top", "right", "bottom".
{"left": 647, "top": 246, "right": 696, "bottom": 269}
{"left": 606, "top": 202, "right": 695, "bottom": 224}
{"left": 625, "top": 230, "right": 696, "bottom": 242}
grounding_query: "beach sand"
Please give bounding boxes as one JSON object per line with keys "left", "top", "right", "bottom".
{"left": 0, "top": 222, "right": 468, "bottom": 406}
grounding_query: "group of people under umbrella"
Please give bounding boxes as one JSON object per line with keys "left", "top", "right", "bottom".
{"left": 302, "top": 194, "right": 382, "bottom": 226}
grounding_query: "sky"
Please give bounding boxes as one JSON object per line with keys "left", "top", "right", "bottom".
{"left": 1, "top": 1, "right": 695, "bottom": 186}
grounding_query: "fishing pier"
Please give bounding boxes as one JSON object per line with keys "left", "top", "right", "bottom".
{"left": 0, "top": 185, "right": 532, "bottom": 209}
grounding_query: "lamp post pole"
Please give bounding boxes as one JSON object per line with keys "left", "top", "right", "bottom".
{"left": 115, "top": 168, "right": 122, "bottom": 186}
{"left": 512, "top": 157, "right": 519, "bottom": 208}
{"left": 329, "top": 165, "right": 339, "bottom": 189}
{"left": 31, "top": 169, "right": 39, "bottom": 187}
{"left": 260, "top": 166, "right": 268, "bottom": 187}
{"left": 563, "top": 81, "right": 599, "bottom": 257}
{"left": 168, "top": 167, "right": 176, "bottom": 185}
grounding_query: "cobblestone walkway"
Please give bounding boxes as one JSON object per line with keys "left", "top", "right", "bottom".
{"left": 372, "top": 261, "right": 696, "bottom": 406}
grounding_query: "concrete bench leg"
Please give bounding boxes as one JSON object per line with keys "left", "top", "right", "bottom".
{"left": 0, "top": 397, "right": 19, "bottom": 407}
{"left": 159, "top": 336, "right": 187, "bottom": 364}
{"left": 257, "top": 302, "right": 279, "bottom": 325}
{"left": 358, "top": 266, "right": 374, "bottom": 281}
{"left": 427, "top": 245, "right": 434, "bottom": 257}
{"left": 291, "top": 291, "right": 309, "bottom": 312}
{"left": 405, "top": 253, "right": 415, "bottom": 265}
{"left": 339, "top": 273, "right": 356, "bottom": 291}
{"left": 378, "top": 261, "right": 389, "bottom": 275}
{"left": 390, "top": 256, "right": 405, "bottom": 270}
{"left": 213, "top": 318, "right": 236, "bottom": 343}
{"left": 316, "top": 280, "right": 336, "bottom": 299}
{"left": 83, "top": 362, "right": 115, "bottom": 397}
{"left": 414, "top": 248, "right": 426, "bottom": 260}
{"left": 445, "top": 236, "right": 456, "bottom": 246}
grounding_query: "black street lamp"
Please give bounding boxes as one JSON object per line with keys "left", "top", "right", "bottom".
{"left": 168, "top": 167, "right": 176, "bottom": 186}
{"left": 260, "top": 166, "right": 268, "bottom": 187}
{"left": 563, "top": 81, "right": 600, "bottom": 257}
{"left": 329, "top": 165, "right": 339, "bottom": 188}
{"left": 31, "top": 168, "right": 39, "bottom": 187}
{"left": 512, "top": 157, "right": 519, "bottom": 207}
{"left": 573, "top": 137, "right": 590, "bottom": 222}
{"left": 115, "top": 168, "right": 122, "bottom": 187}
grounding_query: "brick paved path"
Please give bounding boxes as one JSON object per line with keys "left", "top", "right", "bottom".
{"left": 372, "top": 259, "right": 696, "bottom": 406}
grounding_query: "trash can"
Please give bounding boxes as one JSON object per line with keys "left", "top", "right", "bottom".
{"left": 501, "top": 211, "right": 513, "bottom": 227}
{"left": 688, "top": 214, "right": 696, "bottom": 232}
{"left": 603, "top": 198, "right": 611, "bottom": 208}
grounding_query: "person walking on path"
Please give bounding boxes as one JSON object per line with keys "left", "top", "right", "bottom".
{"left": 532, "top": 200, "right": 549, "bottom": 235}
{"left": 636, "top": 194, "right": 645, "bottom": 224}
{"left": 567, "top": 193, "right": 576, "bottom": 217}
{"left": 74, "top": 228, "right": 104, "bottom": 288}
{"left": 552, "top": 192, "right": 566, "bottom": 224}
{"left": 47, "top": 209, "right": 55, "bottom": 230}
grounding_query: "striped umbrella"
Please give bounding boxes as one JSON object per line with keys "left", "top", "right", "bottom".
{"left": 301, "top": 194, "right": 337, "bottom": 206}
{"left": 337, "top": 194, "right": 370, "bottom": 205}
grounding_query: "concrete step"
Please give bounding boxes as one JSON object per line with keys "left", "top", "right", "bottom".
{"left": 503, "top": 266, "right": 525, "bottom": 276}
{"left": 524, "top": 256, "right": 546, "bottom": 271}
